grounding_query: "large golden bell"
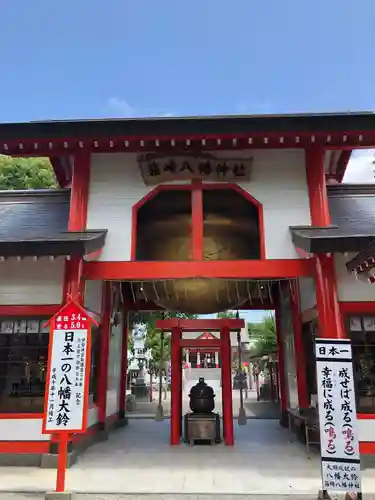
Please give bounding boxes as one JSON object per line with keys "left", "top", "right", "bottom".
{"left": 136, "top": 209, "right": 260, "bottom": 314}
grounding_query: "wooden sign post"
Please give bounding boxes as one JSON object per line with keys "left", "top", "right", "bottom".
{"left": 42, "top": 300, "right": 97, "bottom": 494}
{"left": 315, "top": 338, "right": 362, "bottom": 500}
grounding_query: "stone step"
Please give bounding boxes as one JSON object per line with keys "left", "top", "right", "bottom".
{"left": 0, "top": 495, "right": 330, "bottom": 500}
{"left": 185, "top": 368, "right": 221, "bottom": 382}
{"left": 74, "top": 495, "right": 324, "bottom": 500}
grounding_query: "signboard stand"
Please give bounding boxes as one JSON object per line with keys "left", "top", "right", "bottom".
{"left": 315, "top": 338, "right": 362, "bottom": 500}
{"left": 42, "top": 299, "right": 97, "bottom": 497}
{"left": 56, "top": 433, "right": 69, "bottom": 493}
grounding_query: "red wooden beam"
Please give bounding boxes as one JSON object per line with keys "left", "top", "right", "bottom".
{"left": 340, "top": 301, "right": 375, "bottom": 314}
{"left": 0, "top": 304, "right": 61, "bottom": 316}
{"left": 2, "top": 132, "right": 375, "bottom": 157}
{"left": 156, "top": 318, "right": 244, "bottom": 332}
{"left": 188, "top": 348, "right": 220, "bottom": 353}
{"left": 84, "top": 259, "right": 314, "bottom": 280}
{"left": 335, "top": 150, "right": 352, "bottom": 183}
{"left": 180, "top": 339, "right": 221, "bottom": 348}
{"left": 191, "top": 181, "right": 204, "bottom": 260}
{"left": 68, "top": 151, "right": 91, "bottom": 231}
{"left": 50, "top": 157, "right": 71, "bottom": 188}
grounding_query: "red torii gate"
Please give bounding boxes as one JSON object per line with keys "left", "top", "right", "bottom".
{"left": 156, "top": 318, "right": 245, "bottom": 446}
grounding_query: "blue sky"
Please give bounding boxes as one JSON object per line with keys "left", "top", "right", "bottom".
{"left": 0, "top": 0, "right": 374, "bottom": 122}
{"left": 1, "top": 0, "right": 375, "bottom": 321}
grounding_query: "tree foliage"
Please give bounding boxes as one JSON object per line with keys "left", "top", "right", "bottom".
{"left": 145, "top": 328, "right": 171, "bottom": 373}
{"left": 216, "top": 310, "right": 236, "bottom": 318}
{"left": 248, "top": 314, "right": 277, "bottom": 358}
{"left": 0, "top": 155, "right": 58, "bottom": 190}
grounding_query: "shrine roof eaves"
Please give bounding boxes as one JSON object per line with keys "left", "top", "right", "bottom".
{"left": 289, "top": 226, "right": 375, "bottom": 254}
{"left": 346, "top": 241, "right": 375, "bottom": 272}
{"left": 0, "top": 111, "right": 374, "bottom": 140}
{"left": 0, "top": 229, "right": 107, "bottom": 258}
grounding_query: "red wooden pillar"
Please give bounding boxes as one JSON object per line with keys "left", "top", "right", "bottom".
{"left": 97, "top": 282, "right": 112, "bottom": 426}
{"left": 170, "top": 326, "right": 181, "bottom": 445}
{"left": 65, "top": 151, "right": 91, "bottom": 301}
{"left": 54, "top": 153, "right": 91, "bottom": 475}
{"left": 306, "top": 147, "right": 346, "bottom": 340}
{"left": 191, "top": 180, "right": 204, "bottom": 260}
{"left": 315, "top": 254, "right": 346, "bottom": 339}
{"left": 275, "top": 302, "right": 288, "bottom": 425}
{"left": 179, "top": 357, "right": 183, "bottom": 437}
{"left": 221, "top": 326, "right": 234, "bottom": 446}
{"left": 64, "top": 256, "right": 83, "bottom": 301}
{"left": 119, "top": 310, "right": 129, "bottom": 419}
{"left": 290, "top": 281, "right": 309, "bottom": 409}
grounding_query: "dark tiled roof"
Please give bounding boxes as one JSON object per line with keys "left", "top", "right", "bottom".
{"left": 0, "top": 189, "right": 69, "bottom": 239}
{"left": 328, "top": 184, "right": 375, "bottom": 233}
{"left": 290, "top": 184, "right": 375, "bottom": 253}
{"left": 0, "top": 111, "right": 374, "bottom": 141}
{"left": 0, "top": 189, "right": 106, "bottom": 256}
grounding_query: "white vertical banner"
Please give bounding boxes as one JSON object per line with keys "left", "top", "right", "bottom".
{"left": 42, "top": 301, "right": 95, "bottom": 435}
{"left": 315, "top": 338, "right": 361, "bottom": 493}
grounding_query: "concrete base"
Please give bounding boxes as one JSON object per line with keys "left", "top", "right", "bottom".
{"left": 0, "top": 413, "right": 129, "bottom": 469}
{"left": 45, "top": 492, "right": 76, "bottom": 499}
{"left": 0, "top": 452, "right": 42, "bottom": 466}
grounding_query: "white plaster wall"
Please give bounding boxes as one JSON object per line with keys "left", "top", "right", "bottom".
{"left": 0, "top": 407, "right": 99, "bottom": 441}
{"left": 335, "top": 254, "right": 375, "bottom": 302}
{"left": 298, "top": 278, "right": 316, "bottom": 312}
{"left": 0, "top": 258, "right": 64, "bottom": 305}
{"left": 0, "top": 418, "right": 50, "bottom": 441}
{"left": 84, "top": 280, "right": 103, "bottom": 315}
{"left": 358, "top": 419, "right": 375, "bottom": 442}
{"left": 86, "top": 150, "right": 310, "bottom": 261}
{"left": 87, "top": 153, "right": 152, "bottom": 261}
{"left": 238, "top": 149, "right": 311, "bottom": 259}
{"left": 106, "top": 320, "right": 123, "bottom": 417}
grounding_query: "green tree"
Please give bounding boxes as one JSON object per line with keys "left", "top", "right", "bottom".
{"left": 0, "top": 155, "right": 58, "bottom": 190}
{"left": 216, "top": 310, "right": 236, "bottom": 319}
{"left": 248, "top": 314, "right": 276, "bottom": 358}
{"left": 145, "top": 326, "right": 171, "bottom": 374}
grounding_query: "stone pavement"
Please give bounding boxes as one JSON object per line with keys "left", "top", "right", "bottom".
{"left": 1, "top": 372, "right": 374, "bottom": 498}
{"left": 3, "top": 418, "right": 375, "bottom": 496}
{"left": 0, "top": 495, "right": 349, "bottom": 500}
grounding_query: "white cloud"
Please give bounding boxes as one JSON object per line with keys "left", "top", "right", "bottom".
{"left": 106, "top": 97, "right": 135, "bottom": 117}
{"left": 105, "top": 97, "right": 173, "bottom": 118}
{"left": 343, "top": 149, "right": 375, "bottom": 183}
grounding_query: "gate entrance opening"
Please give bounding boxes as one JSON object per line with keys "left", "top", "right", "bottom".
{"left": 156, "top": 317, "right": 244, "bottom": 446}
